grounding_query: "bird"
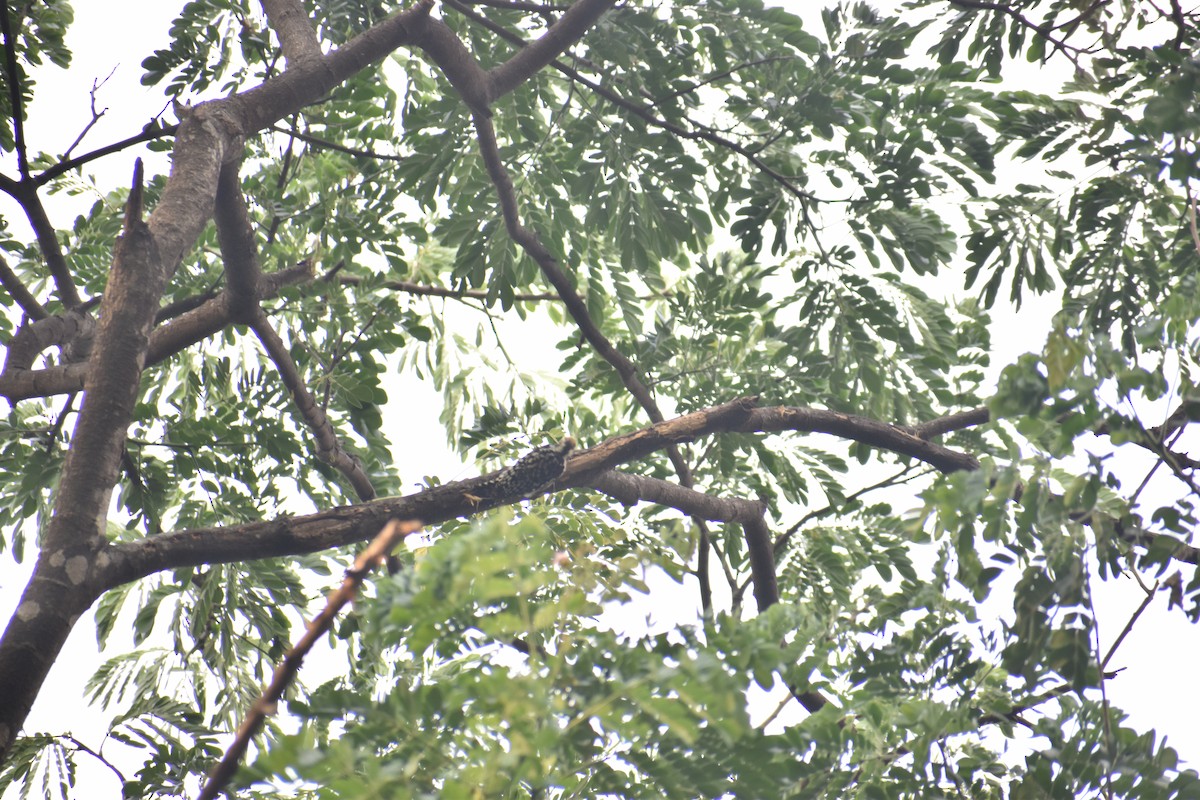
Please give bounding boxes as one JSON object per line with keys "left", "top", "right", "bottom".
{"left": 466, "top": 437, "right": 576, "bottom": 502}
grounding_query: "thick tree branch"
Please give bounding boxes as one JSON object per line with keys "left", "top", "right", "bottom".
{"left": 0, "top": 177, "right": 83, "bottom": 309}
{"left": 909, "top": 406, "right": 991, "bottom": 440}
{"left": 99, "top": 396, "right": 968, "bottom": 580}
{"left": 213, "top": 160, "right": 264, "bottom": 323}
{"left": 486, "top": 0, "right": 615, "bottom": 101}
{"left": 234, "top": 0, "right": 436, "bottom": 134}
{"left": 213, "top": 158, "right": 373, "bottom": 499}
{"left": 260, "top": 0, "right": 323, "bottom": 66}
{"left": 590, "top": 470, "right": 764, "bottom": 523}
{"left": 0, "top": 264, "right": 313, "bottom": 402}
{"left": 0, "top": 162, "right": 164, "bottom": 760}
{"left": 740, "top": 406, "right": 980, "bottom": 474}
{"left": 2, "top": 309, "right": 94, "bottom": 373}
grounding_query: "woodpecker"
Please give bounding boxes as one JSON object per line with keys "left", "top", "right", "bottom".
{"left": 469, "top": 437, "right": 576, "bottom": 501}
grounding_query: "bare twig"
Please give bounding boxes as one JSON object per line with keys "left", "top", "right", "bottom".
{"left": 1100, "top": 578, "right": 1157, "bottom": 670}
{"left": 336, "top": 273, "right": 558, "bottom": 302}
{"left": 266, "top": 123, "right": 405, "bottom": 162}
{"left": 196, "top": 519, "right": 421, "bottom": 800}
{"left": 62, "top": 69, "right": 117, "bottom": 160}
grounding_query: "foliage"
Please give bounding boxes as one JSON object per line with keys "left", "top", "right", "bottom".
{"left": 0, "top": 0, "right": 1199, "bottom": 798}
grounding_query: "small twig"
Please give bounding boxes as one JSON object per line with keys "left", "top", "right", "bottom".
{"left": 755, "top": 691, "right": 795, "bottom": 731}
{"left": 62, "top": 68, "right": 117, "bottom": 160}
{"left": 43, "top": 392, "right": 76, "bottom": 453}
{"left": 267, "top": 123, "right": 406, "bottom": 162}
{"left": 1100, "top": 577, "right": 1157, "bottom": 670}
{"left": 196, "top": 519, "right": 421, "bottom": 800}
{"left": 63, "top": 734, "right": 126, "bottom": 785}
{"left": 649, "top": 55, "right": 798, "bottom": 107}
{"left": 336, "top": 273, "right": 559, "bottom": 302}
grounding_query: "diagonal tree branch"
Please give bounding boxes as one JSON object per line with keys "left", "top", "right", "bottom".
{"left": 0, "top": 254, "right": 46, "bottom": 320}
{"left": 213, "top": 158, "right": 375, "bottom": 501}
{"left": 249, "top": 311, "right": 377, "bottom": 501}
{"left": 196, "top": 518, "right": 421, "bottom": 800}
{"left": 0, "top": 176, "right": 83, "bottom": 309}
{"left": 485, "top": 0, "right": 615, "bottom": 101}
{"left": 0, "top": 161, "right": 164, "bottom": 758}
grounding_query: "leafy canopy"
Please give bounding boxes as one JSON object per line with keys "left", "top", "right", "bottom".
{"left": 0, "top": 0, "right": 1198, "bottom": 798}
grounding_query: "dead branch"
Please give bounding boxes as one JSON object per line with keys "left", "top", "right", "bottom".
{"left": 196, "top": 519, "right": 421, "bottom": 800}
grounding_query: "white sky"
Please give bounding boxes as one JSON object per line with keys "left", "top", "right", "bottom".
{"left": 1, "top": 1, "right": 1198, "bottom": 796}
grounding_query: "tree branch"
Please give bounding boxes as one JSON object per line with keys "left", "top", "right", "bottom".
{"left": 211, "top": 158, "right": 374, "bottom": 500}
{"left": 0, "top": 161, "right": 164, "bottom": 761}
{"left": 444, "top": 0, "right": 824, "bottom": 207}
{"left": 0, "top": 1, "right": 29, "bottom": 180}
{"left": 908, "top": 406, "right": 990, "bottom": 440}
{"left": 0, "top": 177, "right": 83, "bottom": 309}
{"left": 2, "top": 308, "right": 94, "bottom": 372}
{"left": 196, "top": 519, "right": 420, "bottom": 800}
{"left": 0, "top": 253, "right": 46, "bottom": 320}
{"left": 260, "top": 0, "right": 323, "bottom": 66}
{"left": 213, "top": 160, "right": 263, "bottom": 323}
{"left": 590, "top": 470, "right": 764, "bottom": 523}
{"left": 35, "top": 120, "right": 178, "bottom": 187}
{"left": 335, "top": 273, "right": 558, "bottom": 302}
{"left": 249, "top": 311, "right": 377, "bottom": 501}
{"left": 100, "top": 396, "right": 976, "bottom": 581}
{"left": 486, "top": 0, "right": 615, "bottom": 101}
{"left": 0, "top": 263, "right": 313, "bottom": 402}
